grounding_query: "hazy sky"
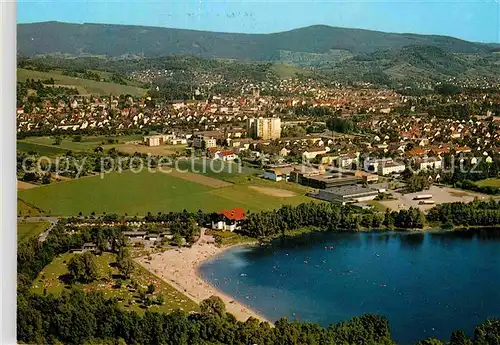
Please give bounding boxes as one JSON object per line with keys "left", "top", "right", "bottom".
{"left": 17, "top": 0, "right": 500, "bottom": 43}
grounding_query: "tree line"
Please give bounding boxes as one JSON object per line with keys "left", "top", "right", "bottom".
{"left": 240, "top": 202, "right": 425, "bottom": 240}
{"left": 427, "top": 199, "right": 500, "bottom": 228}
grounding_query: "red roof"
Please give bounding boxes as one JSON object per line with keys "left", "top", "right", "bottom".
{"left": 220, "top": 208, "right": 245, "bottom": 221}
{"left": 220, "top": 150, "right": 234, "bottom": 157}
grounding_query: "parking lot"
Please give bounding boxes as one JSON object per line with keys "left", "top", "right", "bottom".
{"left": 379, "top": 185, "right": 491, "bottom": 211}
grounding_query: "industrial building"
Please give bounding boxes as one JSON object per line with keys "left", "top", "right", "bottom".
{"left": 313, "top": 185, "right": 379, "bottom": 205}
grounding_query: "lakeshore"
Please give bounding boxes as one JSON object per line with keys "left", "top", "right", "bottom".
{"left": 135, "top": 230, "right": 269, "bottom": 323}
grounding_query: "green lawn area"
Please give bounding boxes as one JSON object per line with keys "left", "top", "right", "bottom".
{"left": 17, "top": 221, "right": 50, "bottom": 242}
{"left": 17, "top": 68, "right": 147, "bottom": 96}
{"left": 475, "top": 178, "right": 500, "bottom": 188}
{"left": 206, "top": 230, "right": 256, "bottom": 246}
{"left": 18, "top": 134, "right": 144, "bottom": 154}
{"left": 31, "top": 252, "right": 198, "bottom": 315}
{"left": 366, "top": 200, "right": 388, "bottom": 212}
{"left": 18, "top": 169, "right": 313, "bottom": 216}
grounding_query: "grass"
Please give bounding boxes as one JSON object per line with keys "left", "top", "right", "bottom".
{"left": 17, "top": 68, "right": 147, "bottom": 96}
{"left": 18, "top": 169, "right": 313, "bottom": 216}
{"left": 18, "top": 221, "right": 50, "bottom": 242}
{"left": 18, "top": 135, "right": 144, "bottom": 154}
{"left": 175, "top": 158, "right": 260, "bottom": 183}
{"left": 271, "top": 64, "right": 313, "bottom": 79}
{"left": 17, "top": 141, "right": 70, "bottom": 156}
{"left": 367, "top": 200, "right": 388, "bottom": 212}
{"left": 111, "top": 143, "right": 188, "bottom": 156}
{"left": 17, "top": 199, "right": 44, "bottom": 216}
{"left": 31, "top": 252, "right": 198, "bottom": 315}
{"left": 475, "top": 178, "right": 500, "bottom": 188}
{"left": 206, "top": 230, "right": 256, "bottom": 246}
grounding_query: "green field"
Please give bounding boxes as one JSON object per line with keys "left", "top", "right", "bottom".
{"left": 271, "top": 63, "right": 313, "bottom": 79}
{"left": 176, "top": 158, "right": 260, "bottom": 183}
{"left": 31, "top": 252, "right": 198, "bottom": 315}
{"left": 18, "top": 170, "right": 313, "bottom": 216}
{"left": 18, "top": 199, "right": 44, "bottom": 216}
{"left": 475, "top": 178, "right": 500, "bottom": 188}
{"left": 17, "top": 141, "right": 70, "bottom": 156}
{"left": 18, "top": 221, "right": 50, "bottom": 242}
{"left": 18, "top": 135, "right": 144, "bottom": 154}
{"left": 17, "top": 68, "right": 147, "bottom": 96}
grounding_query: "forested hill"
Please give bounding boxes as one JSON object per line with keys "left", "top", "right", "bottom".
{"left": 17, "top": 21, "right": 497, "bottom": 60}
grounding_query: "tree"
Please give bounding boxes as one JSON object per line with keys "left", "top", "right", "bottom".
{"left": 53, "top": 136, "right": 62, "bottom": 145}
{"left": 200, "top": 295, "right": 226, "bottom": 317}
{"left": 450, "top": 330, "right": 472, "bottom": 345}
{"left": 67, "top": 252, "right": 98, "bottom": 283}
{"left": 147, "top": 283, "right": 155, "bottom": 294}
{"left": 41, "top": 173, "right": 51, "bottom": 185}
{"left": 116, "top": 247, "right": 134, "bottom": 278}
{"left": 156, "top": 293, "right": 165, "bottom": 305}
{"left": 73, "top": 135, "right": 82, "bottom": 142}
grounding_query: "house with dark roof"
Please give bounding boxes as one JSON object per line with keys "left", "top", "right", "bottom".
{"left": 211, "top": 207, "right": 246, "bottom": 232}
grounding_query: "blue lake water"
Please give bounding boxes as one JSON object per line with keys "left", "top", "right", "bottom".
{"left": 199, "top": 230, "right": 500, "bottom": 344}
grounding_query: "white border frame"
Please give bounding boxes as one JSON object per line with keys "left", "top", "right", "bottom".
{"left": 1, "top": 1, "right": 17, "bottom": 344}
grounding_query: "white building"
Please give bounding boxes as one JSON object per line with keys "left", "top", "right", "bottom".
{"left": 192, "top": 136, "right": 217, "bottom": 149}
{"left": 364, "top": 158, "right": 406, "bottom": 176}
{"left": 247, "top": 117, "right": 281, "bottom": 140}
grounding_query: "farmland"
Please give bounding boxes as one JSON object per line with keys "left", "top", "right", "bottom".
{"left": 17, "top": 68, "right": 147, "bottom": 96}
{"left": 31, "top": 252, "right": 198, "bottom": 315}
{"left": 17, "top": 221, "right": 50, "bottom": 242}
{"left": 18, "top": 169, "right": 313, "bottom": 216}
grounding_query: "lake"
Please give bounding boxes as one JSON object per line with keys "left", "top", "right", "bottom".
{"left": 199, "top": 229, "right": 500, "bottom": 344}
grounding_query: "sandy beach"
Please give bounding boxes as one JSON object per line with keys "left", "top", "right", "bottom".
{"left": 135, "top": 230, "right": 271, "bottom": 323}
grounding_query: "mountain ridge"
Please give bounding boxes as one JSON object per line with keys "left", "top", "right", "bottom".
{"left": 17, "top": 21, "right": 498, "bottom": 60}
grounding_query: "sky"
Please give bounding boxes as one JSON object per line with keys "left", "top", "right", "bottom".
{"left": 17, "top": 0, "right": 500, "bottom": 43}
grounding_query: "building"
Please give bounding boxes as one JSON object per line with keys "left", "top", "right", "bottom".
{"left": 69, "top": 242, "right": 97, "bottom": 253}
{"left": 415, "top": 157, "right": 443, "bottom": 171}
{"left": 264, "top": 166, "right": 295, "bottom": 181}
{"left": 192, "top": 136, "right": 217, "bottom": 149}
{"left": 212, "top": 150, "right": 238, "bottom": 161}
{"left": 302, "top": 148, "right": 328, "bottom": 160}
{"left": 247, "top": 117, "right": 281, "bottom": 140}
{"left": 144, "top": 135, "right": 166, "bottom": 147}
{"left": 364, "top": 158, "right": 406, "bottom": 176}
{"left": 211, "top": 207, "right": 246, "bottom": 232}
{"left": 313, "top": 185, "right": 379, "bottom": 205}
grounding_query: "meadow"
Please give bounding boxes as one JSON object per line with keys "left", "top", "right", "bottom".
{"left": 18, "top": 134, "right": 144, "bottom": 153}
{"left": 17, "top": 221, "right": 50, "bottom": 242}
{"left": 475, "top": 178, "right": 500, "bottom": 188}
{"left": 17, "top": 141, "right": 70, "bottom": 156}
{"left": 17, "top": 68, "right": 147, "bottom": 96}
{"left": 17, "top": 199, "right": 44, "bottom": 217}
{"left": 31, "top": 252, "right": 198, "bottom": 315}
{"left": 18, "top": 169, "right": 313, "bottom": 216}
